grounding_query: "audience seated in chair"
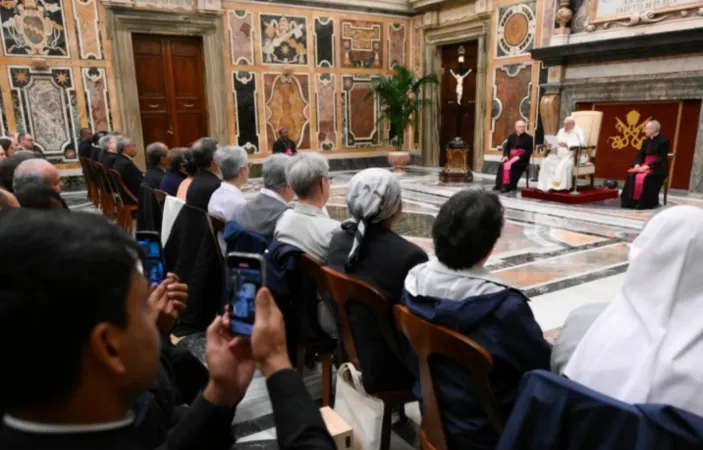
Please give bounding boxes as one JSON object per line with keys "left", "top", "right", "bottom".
{"left": 565, "top": 206, "right": 703, "bottom": 417}
{"left": 208, "top": 145, "right": 249, "bottom": 222}
{"left": 98, "top": 133, "right": 119, "bottom": 168}
{"left": 0, "top": 151, "right": 36, "bottom": 192}
{"left": 401, "top": 189, "right": 551, "bottom": 449}
{"left": 89, "top": 131, "right": 109, "bottom": 161}
{"left": 327, "top": 168, "right": 427, "bottom": 394}
{"left": 186, "top": 137, "right": 221, "bottom": 211}
{"left": 15, "top": 183, "right": 68, "bottom": 210}
{"left": 234, "top": 154, "right": 293, "bottom": 240}
{"left": 493, "top": 120, "right": 533, "bottom": 193}
{"left": 111, "top": 136, "right": 142, "bottom": 205}
{"left": 77, "top": 128, "right": 94, "bottom": 159}
{"left": 0, "top": 135, "right": 18, "bottom": 159}
{"left": 143, "top": 142, "right": 169, "bottom": 190}
{"left": 12, "top": 158, "right": 63, "bottom": 193}
{"left": 550, "top": 302, "right": 607, "bottom": 375}
{"left": 176, "top": 148, "right": 198, "bottom": 201}
{"left": 161, "top": 147, "right": 188, "bottom": 197}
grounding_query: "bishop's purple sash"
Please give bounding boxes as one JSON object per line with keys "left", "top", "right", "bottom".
{"left": 632, "top": 154, "right": 659, "bottom": 200}
{"left": 502, "top": 149, "right": 526, "bottom": 185}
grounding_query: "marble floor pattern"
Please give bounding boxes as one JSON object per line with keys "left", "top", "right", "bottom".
{"left": 62, "top": 167, "right": 699, "bottom": 449}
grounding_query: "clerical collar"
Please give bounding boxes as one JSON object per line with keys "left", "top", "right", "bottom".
{"left": 3, "top": 412, "right": 134, "bottom": 435}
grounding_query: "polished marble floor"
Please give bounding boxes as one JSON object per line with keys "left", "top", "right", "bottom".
{"left": 62, "top": 166, "right": 700, "bottom": 449}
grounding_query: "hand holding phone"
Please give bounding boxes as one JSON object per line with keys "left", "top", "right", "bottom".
{"left": 136, "top": 231, "right": 166, "bottom": 285}
{"left": 226, "top": 252, "right": 266, "bottom": 337}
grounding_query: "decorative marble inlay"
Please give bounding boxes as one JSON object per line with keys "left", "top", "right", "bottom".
{"left": 314, "top": 17, "right": 334, "bottom": 68}
{"left": 388, "top": 23, "right": 406, "bottom": 69}
{"left": 8, "top": 66, "right": 77, "bottom": 155}
{"left": 72, "top": 0, "right": 102, "bottom": 59}
{"left": 0, "top": 0, "right": 69, "bottom": 57}
{"left": 342, "top": 75, "right": 380, "bottom": 148}
{"left": 411, "top": 16, "right": 423, "bottom": 77}
{"left": 264, "top": 73, "right": 311, "bottom": 151}
{"left": 233, "top": 71, "right": 260, "bottom": 154}
{"left": 82, "top": 67, "right": 112, "bottom": 132}
{"left": 228, "top": 10, "right": 254, "bottom": 65}
{"left": 496, "top": 1, "right": 536, "bottom": 58}
{"left": 316, "top": 73, "right": 336, "bottom": 151}
{"left": 260, "top": 13, "right": 308, "bottom": 65}
{"left": 340, "top": 20, "right": 382, "bottom": 69}
{"left": 491, "top": 64, "right": 532, "bottom": 147}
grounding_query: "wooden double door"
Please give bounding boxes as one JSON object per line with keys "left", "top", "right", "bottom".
{"left": 132, "top": 34, "right": 208, "bottom": 149}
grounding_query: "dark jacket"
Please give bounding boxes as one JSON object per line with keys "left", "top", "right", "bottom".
{"left": 186, "top": 170, "right": 221, "bottom": 212}
{"left": 161, "top": 171, "right": 187, "bottom": 197}
{"left": 89, "top": 145, "right": 102, "bottom": 161}
{"left": 501, "top": 132, "right": 534, "bottom": 159}
{"left": 402, "top": 284, "right": 551, "bottom": 449}
{"left": 497, "top": 370, "right": 703, "bottom": 450}
{"left": 272, "top": 138, "right": 297, "bottom": 155}
{"left": 223, "top": 220, "right": 270, "bottom": 255}
{"left": 633, "top": 134, "right": 669, "bottom": 177}
{"left": 99, "top": 150, "right": 117, "bottom": 169}
{"left": 137, "top": 185, "right": 162, "bottom": 233}
{"left": 112, "top": 153, "right": 143, "bottom": 205}
{"left": 165, "top": 205, "right": 223, "bottom": 337}
{"left": 233, "top": 192, "right": 290, "bottom": 240}
{"left": 327, "top": 224, "right": 427, "bottom": 393}
{"left": 78, "top": 140, "right": 93, "bottom": 159}
{"left": 144, "top": 167, "right": 166, "bottom": 190}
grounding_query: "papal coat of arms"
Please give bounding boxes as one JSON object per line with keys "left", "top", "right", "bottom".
{"left": 260, "top": 14, "right": 307, "bottom": 65}
{"left": 0, "top": 0, "right": 68, "bottom": 57}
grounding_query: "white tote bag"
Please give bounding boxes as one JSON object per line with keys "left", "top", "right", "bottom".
{"left": 333, "top": 362, "right": 385, "bottom": 450}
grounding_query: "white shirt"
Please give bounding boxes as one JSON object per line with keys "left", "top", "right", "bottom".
{"left": 207, "top": 182, "right": 247, "bottom": 222}
{"left": 274, "top": 203, "right": 341, "bottom": 263}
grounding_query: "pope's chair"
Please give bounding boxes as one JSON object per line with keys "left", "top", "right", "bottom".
{"left": 570, "top": 111, "right": 603, "bottom": 192}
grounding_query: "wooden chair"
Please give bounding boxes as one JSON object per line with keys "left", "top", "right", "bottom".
{"left": 79, "top": 157, "right": 99, "bottom": 208}
{"left": 153, "top": 189, "right": 167, "bottom": 206}
{"left": 108, "top": 169, "right": 138, "bottom": 234}
{"left": 298, "top": 254, "right": 335, "bottom": 407}
{"left": 93, "top": 163, "right": 115, "bottom": 219}
{"left": 393, "top": 305, "right": 503, "bottom": 450}
{"left": 322, "top": 265, "right": 415, "bottom": 450}
{"left": 663, "top": 153, "right": 675, "bottom": 206}
{"left": 207, "top": 214, "right": 226, "bottom": 266}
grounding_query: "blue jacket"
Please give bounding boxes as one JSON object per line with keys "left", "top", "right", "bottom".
{"left": 497, "top": 370, "right": 703, "bottom": 450}
{"left": 223, "top": 220, "right": 270, "bottom": 255}
{"left": 402, "top": 262, "right": 551, "bottom": 449}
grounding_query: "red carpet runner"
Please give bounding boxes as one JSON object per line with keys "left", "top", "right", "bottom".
{"left": 521, "top": 187, "right": 619, "bottom": 205}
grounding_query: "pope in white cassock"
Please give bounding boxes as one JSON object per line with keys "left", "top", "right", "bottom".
{"left": 537, "top": 116, "right": 587, "bottom": 191}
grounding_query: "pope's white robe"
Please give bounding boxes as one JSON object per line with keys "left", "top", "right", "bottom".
{"left": 537, "top": 126, "right": 586, "bottom": 191}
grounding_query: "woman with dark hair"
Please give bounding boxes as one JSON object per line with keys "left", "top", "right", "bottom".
{"left": 160, "top": 147, "right": 188, "bottom": 196}
{"left": 176, "top": 147, "right": 198, "bottom": 201}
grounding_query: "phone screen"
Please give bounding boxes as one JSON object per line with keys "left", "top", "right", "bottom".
{"left": 137, "top": 234, "right": 165, "bottom": 285}
{"left": 227, "top": 256, "right": 264, "bottom": 337}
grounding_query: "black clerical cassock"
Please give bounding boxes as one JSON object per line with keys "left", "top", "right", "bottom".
{"left": 494, "top": 132, "right": 534, "bottom": 192}
{"left": 620, "top": 134, "right": 669, "bottom": 210}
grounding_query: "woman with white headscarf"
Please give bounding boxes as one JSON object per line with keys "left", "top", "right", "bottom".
{"left": 565, "top": 206, "right": 703, "bottom": 416}
{"left": 327, "top": 168, "right": 428, "bottom": 394}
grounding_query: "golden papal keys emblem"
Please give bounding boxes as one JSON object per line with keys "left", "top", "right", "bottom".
{"left": 608, "top": 109, "right": 652, "bottom": 151}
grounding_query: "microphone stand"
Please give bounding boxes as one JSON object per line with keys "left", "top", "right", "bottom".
{"left": 570, "top": 130, "right": 586, "bottom": 196}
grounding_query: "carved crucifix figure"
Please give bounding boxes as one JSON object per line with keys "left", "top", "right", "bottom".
{"left": 449, "top": 68, "right": 472, "bottom": 105}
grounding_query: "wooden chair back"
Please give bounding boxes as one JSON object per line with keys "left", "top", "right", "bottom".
{"left": 109, "top": 169, "right": 138, "bottom": 233}
{"left": 207, "top": 214, "right": 225, "bottom": 265}
{"left": 93, "top": 162, "right": 114, "bottom": 219}
{"left": 393, "top": 305, "right": 503, "bottom": 450}
{"left": 108, "top": 168, "right": 137, "bottom": 204}
{"left": 153, "top": 189, "right": 167, "bottom": 206}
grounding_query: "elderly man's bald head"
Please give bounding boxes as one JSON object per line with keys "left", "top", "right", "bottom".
{"left": 13, "top": 159, "right": 64, "bottom": 193}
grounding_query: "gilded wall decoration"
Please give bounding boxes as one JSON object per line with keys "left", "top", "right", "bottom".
{"left": 0, "top": 0, "right": 69, "bottom": 57}
{"left": 260, "top": 14, "right": 308, "bottom": 65}
{"left": 340, "top": 20, "right": 383, "bottom": 69}
{"left": 233, "top": 71, "right": 260, "bottom": 154}
{"left": 342, "top": 75, "right": 380, "bottom": 148}
{"left": 316, "top": 73, "right": 336, "bottom": 150}
{"left": 264, "top": 72, "right": 311, "bottom": 151}
{"left": 607, "top": 110, "right": 651, "bottom": 150}
{"left": 491, "top": 64, "right": 532, "bottom": 147}
{"left": 314, "top": 17, "right": 334, "bottom": 68}
{"left": 82, "top": 67, "right": 112, "bottom": 132}
{"left": 8, "top": 66, "right": 78, "bottom": 155}
{"left": 229, "top": 10, "right": 254, "bottom": 65}
{"left": 496, "top": 1, "right": 536, "bottom": 58}
{"left": 72, "top": 0, "right": 102, "bottom": 59}
{"left": 388, "top": 23, "right": 406, "bottom": 69}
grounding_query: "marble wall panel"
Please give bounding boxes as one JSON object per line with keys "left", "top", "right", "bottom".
{"left": 491, "top": 64, "right": 533, "bottom": 147}
{"left": 314, "top": 17, "right": 334, "bottom": 68}
{"left": 260, "top": 14, "right": 308, "bottom": 65}
{"left": 72, "top": 0, "right": 102, "bottom": 59}
{"left": 0, "top": 89, "right": 7, "bottom": 135}
{"left": 316, "top": 73, "right": 336, "bottom": 150}
{"left": 82, "top": 67, "right": 112, "bottom": 132}
{"left": 233, "top": 71, "right": 260, "bottom": 154}
{"left": 411, "top": 16, "right": 423, "bottom": 77}
{"left": 342, "top": 75, "right": 380, "bottom": 148}
{"left": 340, "top": 20, "right": 383, "bottom": 69}
{"left": 496, "top": 1, "right": 537, "bottom": 58}
{"left": 229, "top": 10, "right": 255, "bottom": 65}
{"left": 388, "top": 23, "right": 406, "bottom": 69}
{"left": 0, "top": 0, "right": 69, "bottom": 57}
{"left": 134, "top": 0, "right": 193, "bottom": 10}
{"left": 8, "top": 66, "right": 78, "bottom": 156}
{"left": 264, "top": 73, "right": 311, "bottom": 151}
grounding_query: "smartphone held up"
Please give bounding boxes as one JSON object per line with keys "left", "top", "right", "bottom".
{"left": 226, "top": 252, "right": 266, "bottom": 337}
{"left": 136, "top": 231, "right": 166, "bottom": 285}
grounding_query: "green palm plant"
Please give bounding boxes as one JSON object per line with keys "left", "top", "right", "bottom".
{"left": 366, "top": 65, "right": 439, "bottom": 152}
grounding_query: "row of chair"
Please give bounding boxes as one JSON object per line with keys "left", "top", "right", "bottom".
{"left": 79, "top": 156, "right": 137, "bottom": 233}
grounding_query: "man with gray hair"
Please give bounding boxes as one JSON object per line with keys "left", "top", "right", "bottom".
{"left": 621, "top": 120, "right": 670, "bottom": 209}
{"left": 233, "top": 154, "right": 294, "bottom": 239}
{"left": 143, "top": 142, "right": 168, "bottom": 189}
{"left": 274, "top": 152, "right": 339, "bottom": 263}
{"left": 98, "top": 133, "right": 119, "bottom": 168}
{"left": 13, "top": 159, "right": 64, "bottom": 193}
{"left": 111, "top": 136, "right": 142, "bottom": 204}
{"left": 207, "top": 145, "right": 249, "bottom": 222}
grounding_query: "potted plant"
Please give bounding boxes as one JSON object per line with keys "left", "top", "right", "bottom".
{"left": 366, "top": 66, "right": 439, "bottom": 173}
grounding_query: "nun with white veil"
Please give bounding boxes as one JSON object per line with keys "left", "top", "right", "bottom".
{"left": 564, "top": 206, "right": 703, "bottom": 417}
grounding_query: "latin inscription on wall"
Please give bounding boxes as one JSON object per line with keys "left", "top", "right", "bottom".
{"left": 595, "top": 0, "right": 695, "bottom": 19}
